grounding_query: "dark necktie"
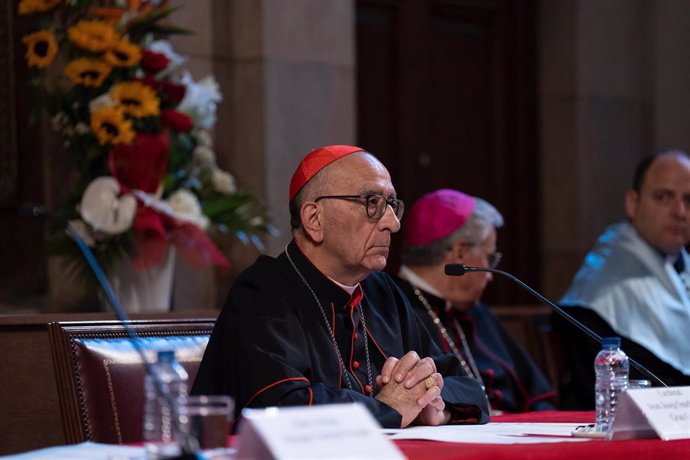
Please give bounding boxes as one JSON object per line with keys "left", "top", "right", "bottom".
{"left": 674, "top": 255, "right": 685, "bottom": 274}
{"left": 673, "top": 255, "right": 690, "bottom": 298}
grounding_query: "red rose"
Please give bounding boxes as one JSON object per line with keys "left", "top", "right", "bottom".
{"left": 109, "top": 131, "right": 170, "bottom": 194}
{"left": 136, "top": 75, "right": 162, "bottom": 92}
{"left": 163, "top": 82, "right": 186, "bottom": 106}
{"left": 130, "top": 222, "right": 171, "bottom": 270}
{"left": 161, "top": 110, "right": 193, "bottom": 132}
{"left": 141, "top": 50, "right": 170, "bottom": 74}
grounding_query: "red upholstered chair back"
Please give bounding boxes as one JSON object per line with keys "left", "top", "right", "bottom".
{"left": 48, "top": 319, "right": 214, "bottom": 444}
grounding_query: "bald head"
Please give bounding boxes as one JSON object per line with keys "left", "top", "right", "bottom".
{"left": 290, "top": 150, "right": 401, "bottom": 285}
{"left": 626, "top": 150, "right": 690, "bottom": 255}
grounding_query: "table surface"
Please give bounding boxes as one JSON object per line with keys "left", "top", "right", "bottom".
{"left": 395, "top": 411, "right": 690, "bottom": 459}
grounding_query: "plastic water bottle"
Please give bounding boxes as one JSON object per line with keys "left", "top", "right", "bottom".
{"left": 594, "top": 337, "right": 629, "bottom": 433}
{"left": 144, "top": 350, "right": 189, "bottom": 459}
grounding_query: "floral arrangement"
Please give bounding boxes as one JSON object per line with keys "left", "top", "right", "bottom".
{"left": 18, "top": 0, "right": 271, "bottom": 273}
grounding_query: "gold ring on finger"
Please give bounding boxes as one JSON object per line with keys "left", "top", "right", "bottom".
{"left": 424, "top": 375, "right": 438, "bottom": 389}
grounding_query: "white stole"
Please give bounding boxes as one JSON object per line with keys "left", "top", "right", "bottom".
{"left": 560, "top": 222, "right": 690, "bottom": 375}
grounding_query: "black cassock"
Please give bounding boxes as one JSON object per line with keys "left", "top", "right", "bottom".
{"left": 395, "top": 278, "right": 555, "bottom": 413}
{"left": 553, "top": 307, "right": 690, "bottom": 410}
{"left": 192, "top": 241, "right": 489, "bottom": 428}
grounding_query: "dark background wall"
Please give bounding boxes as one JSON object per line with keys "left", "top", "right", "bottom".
{"left": 2, "top": 0, "right": 690, "bottom": 311}
{"left": 357, "top": 0, "right": 538, "bottom": 304}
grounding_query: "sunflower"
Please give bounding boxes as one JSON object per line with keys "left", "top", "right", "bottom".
{"left": 67, "top": 20, "right": 116, "bottom": 53}
{"left": 110, "top": 81, "right": 160, "bottom": 118}
{"left": 89, "top": 0, "right": 154, "bottom": 24}
{"left": 17, "top": 0, "right": 62, "bottom": 15}
{"left": 104, "top": 38, "right": 142, "bottom": 68}
{"left": 64, "top": 58, "right": 112, "bottom": 88}
{"left": 90, "top": 106, "right": 136, "bottom": 146}
{"left": 22, "top": 30, "right": 58, "bottom": 69}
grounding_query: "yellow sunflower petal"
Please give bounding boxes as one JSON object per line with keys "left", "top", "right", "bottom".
{"left": 67, "top": 20, "right": 116, "bottom": 53}
{"left": 22, "top": 30, "right": 58, "bottom": 69}
{"left": 90, "top": 106, "right": 136, "bottom": 146}
{"left": 104, "top": 38, "right": 142, "bottom": 68}
{"left": 18, "top": 0, "right": 62, "bottom": 15}
{"left": 110, "top": 81, "right": 160, "bottom": 118}
{"left": 64, "top": 58, "right": 112, "bottom": 88}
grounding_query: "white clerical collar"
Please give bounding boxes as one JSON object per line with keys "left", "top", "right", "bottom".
{"left": 398, "top": 265, "right": 453, "bottom": 309}
{"left": 328, "top": 276, "right": 358, "bottom": 295}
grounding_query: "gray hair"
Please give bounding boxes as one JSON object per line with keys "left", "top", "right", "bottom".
{"left": 289, "top": 172, "right": 328, "bottom": 231}
{"left": 401, "top": 196, "right": 504, "bottom": 266}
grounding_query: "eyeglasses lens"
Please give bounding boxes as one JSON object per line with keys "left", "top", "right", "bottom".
{"left": 488, "top": 252, "right": 502, "bottom": 269}
{"left": 366, "top": 195, "right": 404, "bottom": 220}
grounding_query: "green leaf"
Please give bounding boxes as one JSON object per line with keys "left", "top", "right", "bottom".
{"left": 148, "top": 24, "right": 194, "bottom": 36}
{"left": 126, "top": 6, "right": 193, "bottom": 38}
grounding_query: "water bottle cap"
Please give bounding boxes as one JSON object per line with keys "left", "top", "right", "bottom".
{"left": 602, "top": 337, "right": 621, "bottom": 348}
{"left": 157, "top": 350, "right": 175, "bottom": 362}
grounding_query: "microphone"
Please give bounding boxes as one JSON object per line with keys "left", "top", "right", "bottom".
{"left": 444, "top": 263, "right": 668, "bottom": 387}
{"left": 15, "top": 204, "right": 201, "bottom": 458}
{"left": 18, "top": 203, "right": 49, "bottom": 219}
{"left": 1, "top": 202, "right": 49, "bottom": 218}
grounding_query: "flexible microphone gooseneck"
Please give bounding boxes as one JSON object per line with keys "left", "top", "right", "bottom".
{"left": 444, "top": 263, "right": 668, "bottom": 388}
{"left": 17, "top": 204, "right": 201, "bottom": 458}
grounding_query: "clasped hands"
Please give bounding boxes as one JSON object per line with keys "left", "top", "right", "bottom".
{"left": 374, "top": 351, "right": 450, "bottom": 428}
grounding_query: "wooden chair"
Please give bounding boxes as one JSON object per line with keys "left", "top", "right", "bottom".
{"left": 48, "top": 318, "right": 214, "bottom": 444}
{"left": 489, "top": 304, "right": 561, "bottom": 394}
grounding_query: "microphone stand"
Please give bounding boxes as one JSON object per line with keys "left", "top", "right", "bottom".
{"left": 445, "top": 264, "right": 668, "bottom": 387}
{"left": 66, "top": 223, "right": 202, "bottom": 459}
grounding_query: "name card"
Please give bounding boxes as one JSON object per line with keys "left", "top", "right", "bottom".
{"left": 609, "top": 386, "right": 690, "bottom": 440}
{"left": 235, "top": 403, "right": 405, "bottom": 459}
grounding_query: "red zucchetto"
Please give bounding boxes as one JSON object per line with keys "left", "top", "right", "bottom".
{"left": 404, "top": 189, "right": 476, "bottom": 245}
{"left": 288, "top": 145, "right": 364, "bottom": 202}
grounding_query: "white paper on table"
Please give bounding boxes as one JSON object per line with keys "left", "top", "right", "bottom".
{"left": 238, "top": 403, "right": 405, "bottom": 459}
{"left": 609, "top": 386, "right": 690, "bottom": 440}
{"left": 0, "top": 442, "right": 145, "bottom": 460}
{"left": 382, "top": 422, "right": 593, "bottom": 444}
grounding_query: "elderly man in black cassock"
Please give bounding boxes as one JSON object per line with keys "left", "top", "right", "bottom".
{"left": 192, "top": 145, "right": 489, "bottom": 428}
{"left": 394, "top": 189, "right": 555, "bottom": 414}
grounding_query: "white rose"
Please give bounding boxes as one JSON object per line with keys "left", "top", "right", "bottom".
{"left": 193, "top": 145, "right": 215, "bottom": 166}
{"left": 67, "top": 219, "right": 96, "bottom": 247}
{"left": 74, "top": 122, "right": 90, "bottom": 135}
{"left": 147, "top": 39, "right": 186, "bottom": 72}
{"left": 193, "top": 128, "right": 213, "bottom": 147}
{"left": 50, "top": 112, "right": 69, "bottom": 132}
{"left": 166, "top": 189, "right": 210, "bottom": 230}
{"left": 89, "top": 93, "right": 113, "bottom": 114}
{"left": 178, "top": 72, "right": 222, "bottom": 129}
{"left": 211, "top": 169, "right": 237, "bottom": 195}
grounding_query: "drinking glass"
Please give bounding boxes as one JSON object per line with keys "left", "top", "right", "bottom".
{"left": 627, "top": 379, "right": 652, "bottom": 390}
{"left": 185, "top": 395, "right": 234, "bottom": 453}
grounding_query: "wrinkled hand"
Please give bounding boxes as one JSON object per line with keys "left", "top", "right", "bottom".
{"left": 374, "top": 351, "right": 446, "bottom": 427}
{"left": 413, "top": 373, "right": 449, "bottom": 426}
{"left": 374, "top": 372, "right": 425, "bottom": 427}
{"left": 378, "top": 351, "right": 437, "bottom": 390}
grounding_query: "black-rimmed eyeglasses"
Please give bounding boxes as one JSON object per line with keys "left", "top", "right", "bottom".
{"left": 487, "top": 252, "right": 502, "bottom": 270}
{"left": 461, "top": 242, "right": 502, "bottom": 269}
{"left": 314, "top": 194, "right": 405, "bottom": 220}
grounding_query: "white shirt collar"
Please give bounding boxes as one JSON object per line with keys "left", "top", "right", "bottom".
{"left": 398, "top": 265, "right": 448, "bottom": 301}
{"left": 328, "top": 276, "right": 358, "bottom": 295}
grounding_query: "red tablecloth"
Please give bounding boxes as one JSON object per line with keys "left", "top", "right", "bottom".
{"left": 394, "top": 411, "right": 690, "bottom": 459}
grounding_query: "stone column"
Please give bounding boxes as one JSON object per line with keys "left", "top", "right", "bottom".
{"left": 172, "top": 0, "right": 357, "bottom": 307}
{"left": 213, "top": 0, "right": 356, "bottom": 258}
{"left": 539, "top": 0, "right": 653, "bottom": 299}
{"left": 653, "top": 0, "right": 690, "bottom": 148}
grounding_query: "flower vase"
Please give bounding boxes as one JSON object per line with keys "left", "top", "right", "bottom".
{"left": 105, "top": 248, "right": 176, "bottom": 312}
